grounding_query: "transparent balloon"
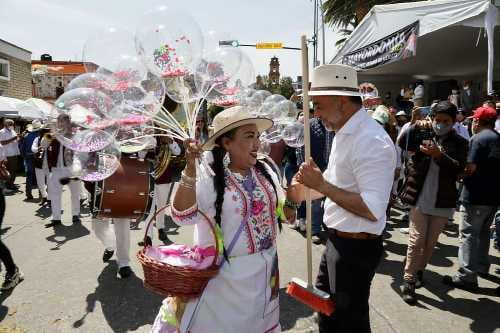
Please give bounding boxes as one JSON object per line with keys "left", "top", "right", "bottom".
{"left": 83, "top": 27, "right": 146, "bottom": 79}
{"left": 203, "top": 29, "right": 233, "bottom": 54}
{"left": 264, "top": 94, "right": 286, "bottom": 105}
{"left": 50, "top": 88, "right": 116, "bottom": 149}
{"left": 194, "top": 47, "right": 242, "bottom": 97}
{"left": 62, "top": 128, "right": 116, "bottom": 152}
{"left": 72, "top": 142, "right": 121, "bottom": 182}
{"left": 271, "top": 100, "right": 299, "bottom": 124}
{"left": 115, "top": 126, "right": 156, "bottom": 154}
{"left": 135, "top": 5, "right": 203, "bottom": 78}
{"left": 261, "top": 124, "right": 283, "bottom": 144}
{"left": 165, "top": 74, "right": 199, "bottom": 103}
{"left": 252, "top": 90, "right": 272, "bottom": 104}
{"left": 67, "top": 72, "right": 111, "bottom": 91}
{"left": 138, "top": 73, "right": 166, "bottom": 115}
{"left": 216, "top": 51, "right": 254, "bottom": 97}
{"left": 282, "top": 121, "right": 304, "bottom": 148}
{"left": 258, "top": 135, "right": 271, "bottom": 155}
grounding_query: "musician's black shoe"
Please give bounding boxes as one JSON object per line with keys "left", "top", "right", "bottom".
{"left": 39, "top": 197, "right": 48, "bottom": 206}
{"left": 72, "top": 215, "right": 81, "bottom": 224}
{"left": 102, "top": 249, "right": 114, "bottom": 263}
{"left": 118, "top": 266, "right": 133, "bottom": 279}
{"left": 138, "top": 236, "right": 152, "bottom": 247}
{"left": 158, "top": 229, "right": 168, "bottom": 242}
{"left": 45, "top": 220, "right": 62, "bottom": 228}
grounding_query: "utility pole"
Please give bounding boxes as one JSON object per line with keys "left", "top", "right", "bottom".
{"left": 320, "top": 0, "right": 326, "bottom": 64}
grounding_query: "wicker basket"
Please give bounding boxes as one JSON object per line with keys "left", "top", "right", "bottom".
{"left": 137, "top": 206, "right": 220, "bottom": 299}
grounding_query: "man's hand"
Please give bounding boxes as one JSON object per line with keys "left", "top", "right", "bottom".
{"left": 420, "top": 143, "right": 442, "bottom": 159}
{"left": 296, "top": 158, "right": 326, "bottom": 193}
{"left": 283, "top": 206, "right": 296, "bottom": 224}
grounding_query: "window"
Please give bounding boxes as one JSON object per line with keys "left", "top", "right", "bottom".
{"left": 0, "top": 59, "right": 10, "bottom": 81}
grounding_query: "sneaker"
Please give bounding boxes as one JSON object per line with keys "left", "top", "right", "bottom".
{"left": 415, "top": 270, "right": 424, "bottom": 288}
{"left": 72, "top": 215, "right": 81, "bottom": 224}
{"left": 289, "top": 220, "right": 300, "bottom": 230}
{"left": 45, "top": 220, "right": 62, "bottom": 228}
{"left": 401, "top": 281, "right": 417, "bottom": 304}
{"left": 312, "top": 234, "right": 323, "bottom": 245}
{"left": 39, "top": 197, "right": 48, "bottom": 206}
{"left": 158, "top": 228, "right": 168, "bottom": 242}
{"left": 399, "top": 227, "right": 410, "bottom": 234}
{"left": 442, "top": 275, "right": 478, "bottom": 292}
{"left": 299, "top": 219, "right": 306, "bottom": 232}
{"left": 1, "top": 267, "right": 24, "bottom": 291}
{"left": 118, "top": 266, "right": 133, "bottom": 279}
{"left": 102, "top": 249, "right": 114, "bottom": 263}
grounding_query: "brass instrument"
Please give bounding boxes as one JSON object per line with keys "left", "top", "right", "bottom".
{"left": 153, "top": 143, "right": 171, "bottom": 179}
{"left": 43, "top": 133, "right": 55, "bottom": 142}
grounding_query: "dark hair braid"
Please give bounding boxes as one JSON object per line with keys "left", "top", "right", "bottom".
{"left": 255, "top": 161, "right": 282, "bottom": 232}
{"left": 211, "top": 143, "right": 230, "bottom": 262}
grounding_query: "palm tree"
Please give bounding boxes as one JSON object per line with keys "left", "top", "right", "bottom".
{"left": 322, "top": 0, "right": 423, "bottom": 47}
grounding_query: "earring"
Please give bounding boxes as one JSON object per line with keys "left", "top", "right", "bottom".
{"left": 223, "top": 153, "right": 230, "bottom": 167}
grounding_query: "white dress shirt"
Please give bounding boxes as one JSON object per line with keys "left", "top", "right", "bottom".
{"left": 0, "top": 128, "right": 20, "bottom": 157}
{"left": 323, "top": 109, "right": 396, "bottom": 235}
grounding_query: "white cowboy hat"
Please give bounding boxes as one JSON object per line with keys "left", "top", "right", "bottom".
{"left": 28, "top": 120, "right": 43, "bottom": 132}
{"left": 202, "top": 106, "right": 273, "bottom": 151}
{"left": 308, "top": 64, "right": 362, "bottom": 97}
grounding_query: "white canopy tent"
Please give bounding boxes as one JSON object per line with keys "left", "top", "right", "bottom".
{"left": 331, "top": 0, "right": 500, "bottom": 96}
{"left": 0, "top": 96, "right": 51, "bottom": 120}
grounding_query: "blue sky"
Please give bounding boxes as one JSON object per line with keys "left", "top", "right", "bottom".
{"left": 1, "top": 0, "right": 341, "bottom": 79}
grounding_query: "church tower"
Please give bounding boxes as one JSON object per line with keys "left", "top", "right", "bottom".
{"left": 268, "top": 56, "right": 280, "bottom": 86}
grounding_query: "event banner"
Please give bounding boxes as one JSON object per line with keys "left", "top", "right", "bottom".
{"left": 342, "top": 21, "right": 419, "bottom": 70}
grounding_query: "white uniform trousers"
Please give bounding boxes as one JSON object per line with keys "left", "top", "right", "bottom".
{"left": 92, "top": 218, "right": 130, "bottom": 268}
{"left": 48, "top": 167, "right": 81, "bottom": 220}
{"left": 35, "top": 167, "right": 50, "bottom": 199}
{"left": 144, "top": 182, "right": 173, "bottom": 238}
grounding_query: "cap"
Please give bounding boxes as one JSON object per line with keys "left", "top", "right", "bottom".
{"left": 468, "top": 106, "right": 497, "bottom": 121}
{"left": 395, "top": 110, "right": 407, "bottom": 117}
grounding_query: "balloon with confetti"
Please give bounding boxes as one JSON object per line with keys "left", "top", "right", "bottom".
{"left": 135, "top": 5, "right": 203, "bottom": 79}
{"left": 72, "top": 140, "right": 122, "bottom": 181}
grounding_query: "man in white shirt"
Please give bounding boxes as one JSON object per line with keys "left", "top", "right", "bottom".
{"left": 45, "top": 114, "right": 81, "bottom": 227}
{"left": 0, "top": 119, "right": 20, "bottom": 190}
{"left": 288, "top": 64, "right": 396, "bottom": 332}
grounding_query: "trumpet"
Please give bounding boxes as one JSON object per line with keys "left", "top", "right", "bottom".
{"left": 43, "top": 133, "right": 55, "bottom": 141}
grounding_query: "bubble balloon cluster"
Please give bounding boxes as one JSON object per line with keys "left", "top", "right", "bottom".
{"left": 47, "top": 2, "right": 303, "bottom": 183}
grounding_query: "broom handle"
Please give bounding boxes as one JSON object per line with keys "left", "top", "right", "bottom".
{"left": 301, "top": 35, "right": 313, "bottom": 287}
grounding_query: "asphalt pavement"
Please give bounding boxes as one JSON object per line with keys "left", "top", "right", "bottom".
{"left": 0, "top": 177, "right": 499, "bottom": 332}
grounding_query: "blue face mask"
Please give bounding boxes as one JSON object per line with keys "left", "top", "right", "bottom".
{"left": 432, "top": 122, "right": 452, "bottom": 136}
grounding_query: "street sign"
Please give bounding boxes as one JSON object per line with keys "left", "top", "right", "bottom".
{"left": 219, "top": 40, "right": 239, "bottom": 47}
{"left": 256, "top": 42, "right": 283, "bottom": 49}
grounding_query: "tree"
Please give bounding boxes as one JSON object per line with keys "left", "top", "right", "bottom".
{"left": 279, "top": 77, "right": 295, "bottom": 99}
{"left": 321, "top": 0, "right": 424, "bottom": 48}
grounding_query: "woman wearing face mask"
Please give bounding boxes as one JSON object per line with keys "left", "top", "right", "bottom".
{"left": 397, "top": 101, "right": 468, "bottom": 304}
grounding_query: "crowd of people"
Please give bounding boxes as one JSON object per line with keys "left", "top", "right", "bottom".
{"left": 0, "top": 64, "right": 499, "bottom": 332}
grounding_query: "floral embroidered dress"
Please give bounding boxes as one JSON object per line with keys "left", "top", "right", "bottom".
{"left": 152, "top": 162, "right": 284, "bottom": 333}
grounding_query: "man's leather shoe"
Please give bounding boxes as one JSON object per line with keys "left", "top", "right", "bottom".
{"left": 442, "top": 275, "right": 478, "bottom": 292}
{"left": 45, "top": 220, "right": 62, "bottom": 228}
{"left": 102, "top": 249, "right": 114, "bottom": 263}
{"left": 72, "top": 215, "right": 81, "bottom": 223}
{"left": 118, "top": 266, "right": 133, "bottom": 279}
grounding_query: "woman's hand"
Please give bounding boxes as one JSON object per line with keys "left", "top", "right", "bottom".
{"left": 183, "top": 139, "right": 203, "bottom": 175}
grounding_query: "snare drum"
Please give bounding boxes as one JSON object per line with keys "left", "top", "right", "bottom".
{"left": 93, "top": 155, "right": 153, "bottom": 219}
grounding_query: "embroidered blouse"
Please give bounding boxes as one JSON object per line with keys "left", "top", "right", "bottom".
{"left": 171, "top": 162, "right": 284, "bottom": 258}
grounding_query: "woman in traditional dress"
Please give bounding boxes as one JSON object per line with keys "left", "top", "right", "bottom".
{"left": 152, "top": 106, "right": 287, "bottom": 333}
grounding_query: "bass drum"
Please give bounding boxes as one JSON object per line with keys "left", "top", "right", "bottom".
{"left": 93, "top": 155, "right": 153, "bottom": 220}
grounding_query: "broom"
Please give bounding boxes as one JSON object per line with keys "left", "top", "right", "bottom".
{"left": 286, "top": 35, "right": 335, "bottom": 316}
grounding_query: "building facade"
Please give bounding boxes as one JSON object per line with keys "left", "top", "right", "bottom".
{"left": 0, "top": 39, "right": 32, "bottom": 100}
{"left": 32, "top": 58, "right": 97, "bottom": 102}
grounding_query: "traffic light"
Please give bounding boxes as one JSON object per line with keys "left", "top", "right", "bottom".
{"left": 219, "top": 40, "right": 239, "bottom": 47}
